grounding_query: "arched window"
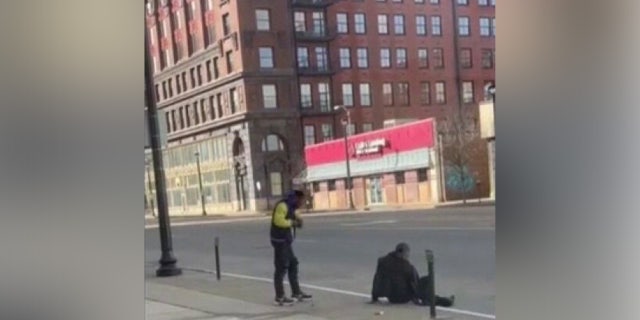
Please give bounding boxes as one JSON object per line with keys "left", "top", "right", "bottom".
{"left": 261, "top": 134, "right": 284, "bottom": 152}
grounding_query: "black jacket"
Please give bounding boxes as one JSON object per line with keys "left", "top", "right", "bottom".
{"left": 371, "top": 252, "right": 420, "bottom": 303}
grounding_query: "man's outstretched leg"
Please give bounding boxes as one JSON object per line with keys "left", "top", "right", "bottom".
{"left": 287, "top": 246, "right": 312, "bottom": 301}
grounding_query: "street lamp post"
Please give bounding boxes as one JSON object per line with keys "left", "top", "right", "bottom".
{"left": 334, "top": 105, "right": 355, "bottom": 210}
{"left": 145, "top": 158, "right": 156, "bottom": 217}
{"left": 145, "top": 23, "right": 181, "bottom": 277}
{"left": 194, "top": 151, "right": 207, "bottom": 216}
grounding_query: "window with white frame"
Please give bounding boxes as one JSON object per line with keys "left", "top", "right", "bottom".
{"left": 294, "top": 12, "right": 306, "bottom": 31}
{"left": 337, "top": 13, "right": 348, "bottom": 33}
{"left": 383, "top": 83, "right": 393, "bottom": 106}
{"left": 297, "top": 47, "right": 309, "bottom": 68}
{"left": 378, "top": 14, "right": 388, "bottom": 34}
{"left": 318, "top": 83, "right": 331, "bottom": 111}
{"left": 357, "top": 48, "right": 368, "bottom": 68}
{"left": 380, "top": 48, "right": 391, "bottom": 68}
{"left": 342, "top": 83, "right": 354, "bottom": 106}
{"left": 312, "top": 12, "right": 325, "bottom": 34}
{"left": 360, "top": 83, "right": 371, "bottom": 106}
{"left": 431, "top": 16, "right": 441, "bottom": 35}
{"left": 354, "top": 13, "right": 366, "bottom": 34}
{"left": 315, "top": 47, "right": 328, "bottom": 70}
{"left": 394, "top": 15, "right": 405, "bottom": 35}
{"left": 396, "top": 48, "right": 407, "bottom": 68}
{"left": 339, "top": 48, "right": 351, "bottom": 68}
{"left": 462, "top": 81, "right": 474, "bottom": 103}
{"left": 300, "top": 84, "right": 312, "bottom": 108}
{"left": 416, "top": 15, "right": 427, "bottom": 35}
{"left": 418, "top": 48, "right": 429, "bottom": 68}
{"left": 262, "top": 84, "right": 277, "bottom": 108}
{"left": 457, "top": 0, "right": 468, "bottom": 5}
{"left": 304, "top": 125, "right": 316, "bottom": 145}
{"left": 321, "top": 124, "right": 333, "bottom": 141}
{"left": 259, "top": 47, "right": 274, "bottom": 68}
{"left": 480, "top": 18, "right": 491, "bottom": 36}
{"left": 397, "top": 82, "right": 410, "bottom": 105}
{"left": 478, "top": 0, "right": 488, "bottom": 5}
{"left": 435, "top": 81, "right": 446, "bottom": 104}
{"left": 458, "top": 17, "right": 470, "bottom": 36}
{"left": 362, "top": 123, "right": 373, "bottom": 132}
{"left": 256, "top": 9, "right": 270, "bottom": 31}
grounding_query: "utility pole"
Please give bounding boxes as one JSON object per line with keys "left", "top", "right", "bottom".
{"left": 145, "top": 17, "right": 181, "bottom": 277}
{"left": 334, "top": 105, "right": 355, "bottom": 210}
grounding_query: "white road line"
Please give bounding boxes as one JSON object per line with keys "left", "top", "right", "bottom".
{"left": 181, "top": 266, "right": 496, "bottom": 320}
{"left": 145, "top": 211, "right": 382, "bottom": 229}
{"left": 351, "top": 227, "right": 495, "bottom": 231}
{"left": 341, "top": 220, "right": 398, "bottom": 227}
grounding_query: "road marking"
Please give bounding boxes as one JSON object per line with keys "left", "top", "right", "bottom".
{"left": 340, "top": 220, "right": 397, "bottom": 227}
{"left": 144, "top": 207, "right": 461, "bottom": 229}
{"left": 181, "top": 266, "right": 496, "bottom": 319}
{"left": 351, "top": 227, "right": 494, "bottom": 231}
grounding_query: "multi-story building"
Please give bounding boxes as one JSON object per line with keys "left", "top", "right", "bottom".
{"left": 145, "top": 0, "right": 495, "bottom": 216}
{"left": 145, "top": 0, "right": 306, "bottom": 215}
{"left": 298, "top": 0, "right": 495, "bottom": 143}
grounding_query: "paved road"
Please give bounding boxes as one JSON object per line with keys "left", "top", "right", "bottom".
{"left": 145, "top": 206, "right": 495, "bottom": 316}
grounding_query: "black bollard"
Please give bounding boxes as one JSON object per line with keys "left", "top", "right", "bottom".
{"left": 215, "top": 237, "right": 221, "bottom": 281}
{"left": 425, "top": 250, "right": 436, "bottom": 319}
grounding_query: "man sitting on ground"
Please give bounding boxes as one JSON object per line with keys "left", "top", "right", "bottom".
{"left": 371, "top": 243, "right": 455, "bottom": 307}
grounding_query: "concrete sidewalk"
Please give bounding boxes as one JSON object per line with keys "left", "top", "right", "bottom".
{"left": 146, "top": 268, "right": 493, "bottom": 320}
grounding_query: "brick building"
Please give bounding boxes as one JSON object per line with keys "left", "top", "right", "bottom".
{"left": 305, "top": 119, "right": 441, "bottom": 210}
{"left": 144, "top": 0, "right": 495, "bottom": 216}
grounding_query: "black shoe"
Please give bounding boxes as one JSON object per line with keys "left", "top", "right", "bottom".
{"left": 274, "top": 296, "right": 295, "bottom": 306}
{"left": 293, "top": 292, "right": 313, "bottom": 301}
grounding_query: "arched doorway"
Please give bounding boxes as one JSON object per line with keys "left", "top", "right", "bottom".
{"left": 261, "top": 134, "right": 290, "bottom": 209}
{"left": 233, "top": 137, "right": 248, "bottom": 211}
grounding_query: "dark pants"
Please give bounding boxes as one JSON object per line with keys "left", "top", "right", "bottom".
{"left": 272, "top": 241, "right": 301, "bottom": 298}
{"left": 416, "top": 276, "right": 454, "bottom": 307}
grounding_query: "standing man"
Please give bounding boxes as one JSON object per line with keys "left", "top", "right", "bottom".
{"left": 270, "top": 189, "right": 313, "bottom": 306}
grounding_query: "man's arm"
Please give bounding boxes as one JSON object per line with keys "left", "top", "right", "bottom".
{"left": 272, "top": 202, "right": 292, "bottom": 228}
{"left": 371, "top": 258, "right": 384, "bottom": 301}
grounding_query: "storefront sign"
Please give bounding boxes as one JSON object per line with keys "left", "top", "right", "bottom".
{"left": 354, "top": 138, "right": 387, "bottom": 156}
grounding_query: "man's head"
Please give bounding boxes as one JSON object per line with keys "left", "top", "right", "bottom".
{"left": 394, "top": 242, "right": 410, "bottom": 260}
{"left": 287, "top": 189, "right": 306, "bottom": 208}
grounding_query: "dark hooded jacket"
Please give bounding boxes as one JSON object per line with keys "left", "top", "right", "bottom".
{"left": 270, "top": 191, "right": 300, "bottom": 244}
{"left": 371, "top": 251, "right": 420, "bottom": 303}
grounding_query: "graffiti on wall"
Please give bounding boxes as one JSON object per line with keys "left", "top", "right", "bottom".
{"left": 445, "top": 166, "right": 476, "bottom": 193}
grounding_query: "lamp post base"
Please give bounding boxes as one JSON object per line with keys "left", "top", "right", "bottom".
{"left": 156, "top": 253, "right": 182, "bottom": 277}
{"left": 156, "top": 263, "right": 182, "bottom": 277}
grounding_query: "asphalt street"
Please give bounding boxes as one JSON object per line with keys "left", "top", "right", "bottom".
{"left": 145, "top": 206, "right": 495, "bottom": 316}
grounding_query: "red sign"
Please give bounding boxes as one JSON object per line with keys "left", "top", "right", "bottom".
{"left": 305, "top": 119, "right": 435, "bottom": 166}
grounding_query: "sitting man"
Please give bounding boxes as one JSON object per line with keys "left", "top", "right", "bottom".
{"left": 371, "top": 243, "right": 455, "bottom": 307}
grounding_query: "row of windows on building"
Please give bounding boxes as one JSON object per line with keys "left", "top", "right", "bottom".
{"left": 332, "top": 12, "right": 495, "bottom": 37}
{"left": 300, "top": 79, "right": 487, "bottom": 110}
{"left": 162, "top": 77, "right": 487, "bottom": 136}
{"left": 329, "top": 47, "right": 493, "bottom": 69}
{"left": 154, "top": 50, "right": 236, "bottom": 102}
{"left": 294, "top": 44, "right": 495, "bottom": 73}
{"left": 164, "top": 86, "right": 241, "bottom": 134}
{"left": 309, "top": 169, "right": 430, "bottom": 193}
{"left": 149, "top": 0, "right": 232, "bottom": 72}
